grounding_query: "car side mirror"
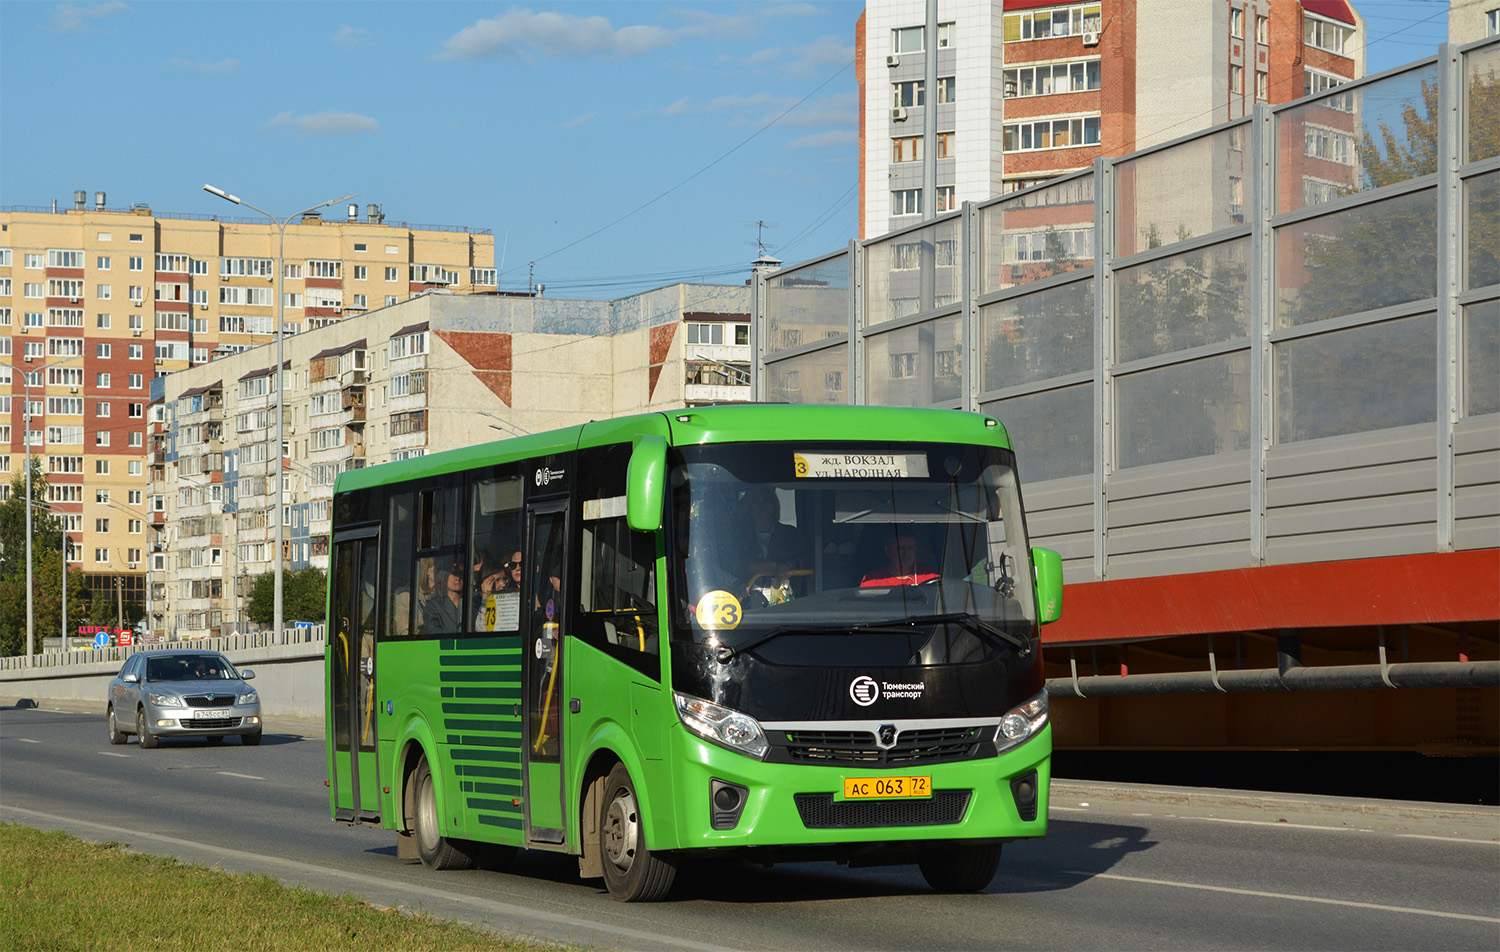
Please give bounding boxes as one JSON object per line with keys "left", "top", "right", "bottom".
{"left": 122, "top": 672, "right": 139, "bottom": 684}
{"left": 626, "top": 434, "right": 667, "bottom": 533}
{"left": 239, "top": 669, "right": 255, "bottom": 680}
{"left": 1031, "top": 546, "right": 1063, "bottom": 625}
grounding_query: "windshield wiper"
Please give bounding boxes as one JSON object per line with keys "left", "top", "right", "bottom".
{"left": 855, "top": 612, "right": 1031, "bottom": 654}
{"left": 709, "top": 626, "right": 806, "bottom": 664}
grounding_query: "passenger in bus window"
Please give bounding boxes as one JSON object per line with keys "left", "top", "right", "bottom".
{"left": 472, "top": 548, "right": 513, "bottom": 631}
{"left": 860, "top": 527, "right": 940, "bottom": 587}
{"left": 392, "top": 558, "right": 433, "bottom": 636}
{"left": 422, "top": 560, "right": 467, "bottom": 633}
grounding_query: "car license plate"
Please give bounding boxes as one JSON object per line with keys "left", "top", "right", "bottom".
{"left": 196, "top": 710, "right": 230, "bottom": 719}
{"left": 843, "top": 776, "right": 932, "bottom": 799}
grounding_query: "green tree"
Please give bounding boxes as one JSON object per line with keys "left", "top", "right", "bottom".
{"left": 0, "top": 461, "right": 91, "bottom": 656}
{"left": 246, "top": 567, "right": 328, "bottom": 627}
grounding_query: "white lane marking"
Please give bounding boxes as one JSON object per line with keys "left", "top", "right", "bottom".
{"left": 1050, "top": 806, "right": 1088, "bottom": 812}
{"left": 17, "top": 738, "right": 40, "bottom": 744}
{"left": 99, "top": 752, "right": 129, "bottom": 758}
{"left": 1, "top": 805, "right": 742, "bottom": 952}
{"left": 1397, "top": 833, "right": 1500, "bottom": 846}
{"left": 217, "top": 772, "right": 264, "bottom": 780}
{"left": 1063, "top": 869, "right": 1500, "bottom": 924}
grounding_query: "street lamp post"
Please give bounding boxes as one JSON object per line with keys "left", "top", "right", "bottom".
{"left": 4, "top": 355, "right": 81, "bottom": 661}
{"left": 104, "top": 498, "right": 153, "bottom": 643}
{"left": 202, "top": 185, "right": 355, "bottom": 641}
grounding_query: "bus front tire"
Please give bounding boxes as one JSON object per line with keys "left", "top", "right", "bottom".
{"left": 411, "top": 755, "right": 477, "bottom": 870}
{"left": 599, "top": 763, "right": 676, "bottom": 902}
{"left": 919, "top": 842, "right": 1002, "bottom": 893}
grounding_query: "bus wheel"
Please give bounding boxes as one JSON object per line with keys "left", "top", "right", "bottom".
{"left": 599, "top": 763, "right": 675, "bottom": 901}
{"left": 411, "top": 755, "right": 477, "bottom": 870}
{"left": 919, "top": 843, "right": 1002, "bottom": 893}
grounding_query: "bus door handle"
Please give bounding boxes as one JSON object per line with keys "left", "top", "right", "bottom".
{"left": 569, "top": 698, "right": 581, "bottom": 714}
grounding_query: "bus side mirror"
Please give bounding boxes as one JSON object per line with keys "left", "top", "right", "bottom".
{"left": 626, "top": 435, "right": 667, "bottom": 533}
{"left": 1031, "top": 547, "right": 1063, "bottom": 625}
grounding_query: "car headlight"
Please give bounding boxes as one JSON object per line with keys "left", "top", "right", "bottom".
{"left": 237, "top": 691, "right": 258, "bottom": 705}
{"left": 147, "top": 692, "right": 184, "bottom": 707}
{"left": 674, "top": 693, "right": 769, "bottom": 759}
{"left": 994, "top": 691, "right": 1048, "bottom": 751}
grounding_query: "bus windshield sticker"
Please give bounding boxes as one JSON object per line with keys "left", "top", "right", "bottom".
{"left": 583, "top": 495, "right": 627, "bottom": 521}
{"left": 695, "top": 590, "right": 742, "bottom": 630}
{"left": 794, "top": 453, "right": 930, "bottom": 479}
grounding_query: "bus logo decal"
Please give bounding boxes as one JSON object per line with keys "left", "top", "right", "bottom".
{"left": 850, "top": 676, "right": 879, "bottom": 706}
{"left": 535, "top": 466, "right": 565, "bottom": 486}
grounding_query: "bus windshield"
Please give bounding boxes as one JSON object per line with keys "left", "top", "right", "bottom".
{"left": 670, "top": 441, "right": 1037, "bottom": 667}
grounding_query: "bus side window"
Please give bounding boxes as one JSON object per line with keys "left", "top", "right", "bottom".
{"left": 415, "top": 482, "right": 465, "bottom": 635}
{"left": 385, "top": 491, "right": 419, "bottom": 637}
{"left": 469, "top": 470, "right": 523, "bottom": 633}
{"left": 577, "top": 442, "right": 660, "bottom": 677}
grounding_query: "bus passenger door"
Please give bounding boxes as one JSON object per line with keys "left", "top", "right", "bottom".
{"left": 523, "top": 502, "right": 568, "bottom": 842}
{"left": 330, "top": 530, "right": 381, "bottom": 824}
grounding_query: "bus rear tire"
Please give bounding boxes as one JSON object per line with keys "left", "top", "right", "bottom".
{"left": 600, "top": 763, "right": 675, "bottom": 901}
{"left": 919, "top": 842, "right": 1002, "bottom": 893}
{"left": 412, "top": 755, "right": 477, "bottom": 870}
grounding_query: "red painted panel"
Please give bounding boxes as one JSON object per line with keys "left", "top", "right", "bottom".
{"left": 1043, "top": 550, "right": 1500, "bottom": 646}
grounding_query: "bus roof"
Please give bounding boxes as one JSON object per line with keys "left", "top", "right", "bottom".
{"left": 334, "top": 404, "right": 1012, "bottom": 495}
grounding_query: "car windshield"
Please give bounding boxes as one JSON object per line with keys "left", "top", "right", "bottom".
{"left": 146, "top": 655, "right": 236, "bottom": 681}
{"left": 669, "top": 440, "right": 1037, "bottom": 666}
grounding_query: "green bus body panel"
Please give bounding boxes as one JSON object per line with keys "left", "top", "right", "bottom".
{"left": 334, "top": 405, "right": 1045, "bottom": 861}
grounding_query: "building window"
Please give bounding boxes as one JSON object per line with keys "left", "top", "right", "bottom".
{"left": 892, "top": 136, "right": 923, "bottom": 163}
{"left": 1304, "top": 14, "right": 1354, "bottom": 56}
{"left": 1231, "top": 7, "right": 1243, "bottom": 38}
{"left": 892, "top": 80, "right": 925, "bottom": 109}
{"left": 385, "top": 266, "right": 398, "bottom": 281}
{"left": 354, "top": 265, "right": 367, "bottom": 280}
{"left": 892, "top": 25, "right": 923, "bottom": 54}
{"left": 1256, "top": 70, "right": 1268, "bottom": 102}
{"left": 96, "top": 314, "right": 111, "bottom": 329}
{"left": 937, "top": 21, "right": 954, "bottom": 48}
{"left": 1003, "top": 114, "right": 1101, "bottom": 152}
{"left": 937, "top": 185, "right": 957, "bottom": 213}
{"left": 354, "top": 243, "right": 367, "bottom": 253}
{"left": 1004, "top": 2, "right": 1101, "bottom": 42}
{"left": 892, "top": 188, "right": 923, "bottom": 216}
{"left": 1231, "top": 63, "right": 1243, "bottom": 94}
{"left": 385, "top": 296, "right": 398, "bottom": 307}
{"left": 1004, "top": 60, "right": 1101, "bottom": 98}
{"left": 935, "top": 76, "right": 955, "bottom": 104}
{"left": 95, "top": 548, "right": 108, "bottom": 564}
{"left": 1257, "top": 14, "right": 1268, "bottom": 43}
{"left": 97, "top": 255, "right": 110, "bottom": 270}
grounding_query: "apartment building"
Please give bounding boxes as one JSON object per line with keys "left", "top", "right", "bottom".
{"left": 857, "top": 0, "right": 1364, "bottom": 238}
{"left": 153, "top": 283, "right": 751, "bottom": 640}
{"left": 0, "top": 194, "right": 495, "bottom": 622}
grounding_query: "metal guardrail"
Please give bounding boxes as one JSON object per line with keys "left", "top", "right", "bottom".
{"left": 0, "top": 625, "right": 325, "bottom": 672}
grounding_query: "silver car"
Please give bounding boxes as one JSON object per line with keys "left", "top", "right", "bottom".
{"left": 106, "top": 650, "right": 263, "bottom": 747}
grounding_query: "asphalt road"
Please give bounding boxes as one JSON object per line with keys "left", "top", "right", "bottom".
{"left": 3, "top": 702, "right": 1497, "bottom": 951}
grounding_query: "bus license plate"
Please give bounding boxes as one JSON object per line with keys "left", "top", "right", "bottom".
{"left": 843, "top": 776, "right": 931, "bottom": 800}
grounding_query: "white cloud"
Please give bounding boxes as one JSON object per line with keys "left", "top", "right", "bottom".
{"left": 558, "top": 112, "right": 599, "bottom": 129}
{"left": 333, "top": 25, "right": 372, "bottom": 48}
{"left": 49, "top": 1, "right": 130, "bottom": 34}
{"left": 437, "top": 8, "right": 674, "bottom": 61}
{"left": 267, "top": 111, "right": 380, "bottom": 136}
{"left": 166, "top": 58, "right": 241, "bottom": 75}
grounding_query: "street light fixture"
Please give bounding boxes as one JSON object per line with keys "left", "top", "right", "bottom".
{"left": 0, "top": 354, "right": 81, "bottom": 662}
{"left": 202, "top": 185, "right": 356, "bottom": 641}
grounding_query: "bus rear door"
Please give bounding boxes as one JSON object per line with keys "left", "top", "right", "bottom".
{"left": 330, "top": 528, "right": 381, "bottom": 823}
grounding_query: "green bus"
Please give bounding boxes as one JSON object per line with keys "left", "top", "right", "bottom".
{"left": 326, "top": 404, "right": 1062, "bottom": 901}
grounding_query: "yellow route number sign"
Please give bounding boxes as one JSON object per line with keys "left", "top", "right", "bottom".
{"left": 695, "top": 590, "right": 743, "bottom": 630}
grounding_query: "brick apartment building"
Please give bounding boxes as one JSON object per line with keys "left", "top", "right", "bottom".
{"left": 0, "top": 195, "right": 495, "bottom": 622}
{"left": 857, "top": 0, "right": 1364, "bottom": 238}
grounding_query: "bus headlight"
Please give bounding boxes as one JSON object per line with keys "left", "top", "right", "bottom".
{"left": 994, "top": 691, "right": 1048, "bottom": 751}
{"left": 674, "top": 693, "right": 769, "bottom": 760}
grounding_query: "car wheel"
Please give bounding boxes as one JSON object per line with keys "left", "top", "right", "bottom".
{"left": 107, "top": 707, "right": 127, "bottom": 746}
{"left": 918, "top": 842, "right": 1002, "bottom": 893}
{"left": 411, "top": 754, "right": 476, "bottom": 870}
{"left": 241, "top": 730, "right": 262, "bottom": 746}
{"left": 136, "top": 708, "right": 158, "bottom": 749}
{"left": 599, "top": 762, "right": 676, "bottom": 901}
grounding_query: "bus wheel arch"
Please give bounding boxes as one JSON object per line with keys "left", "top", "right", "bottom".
{"left": 598, "top": 761, "right": 676, "bottom": 901}
{"left": 409, "top": 751, "right": 479, "bottom": 870}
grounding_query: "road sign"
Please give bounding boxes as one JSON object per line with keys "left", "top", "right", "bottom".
{"left": 92, "top": 632, "right": 109, "bottom": 649}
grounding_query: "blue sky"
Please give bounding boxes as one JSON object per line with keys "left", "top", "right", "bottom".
{"left": 0, "top": 1, "right": 1452, "bottom": 300}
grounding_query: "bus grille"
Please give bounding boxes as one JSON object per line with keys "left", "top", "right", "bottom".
{"left": 793, "top": 790, "right": 971, "bottom": 829}
{"left": 782, "top": 726, "right": 986, "bottom": 766}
